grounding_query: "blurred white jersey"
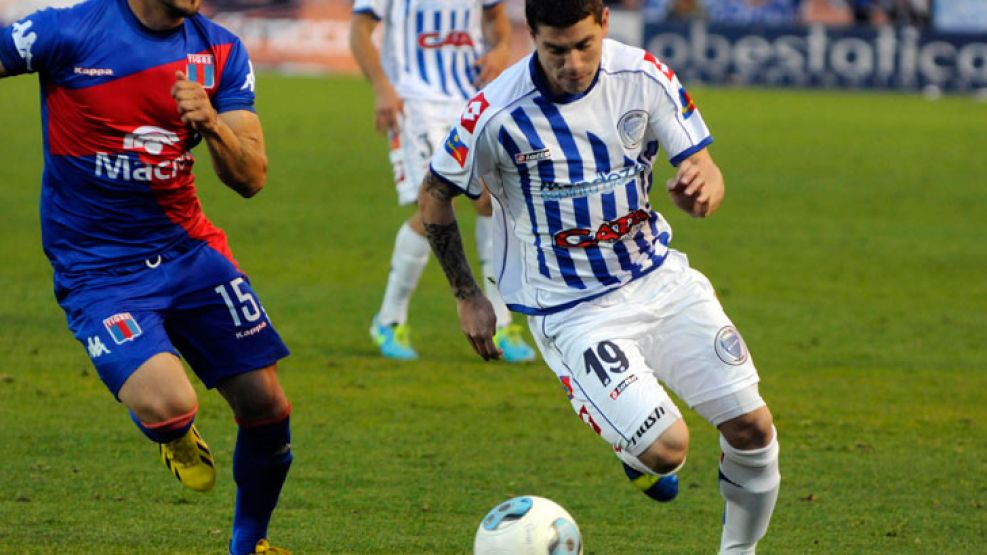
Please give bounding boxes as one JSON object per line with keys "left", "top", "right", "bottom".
{"left": 352, "top": 0, "right": 501, "bottom": 103}
{"left": 429, "top": 39, "right": 713, "bottom": 315}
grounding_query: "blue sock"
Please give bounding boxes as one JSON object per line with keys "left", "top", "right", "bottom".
{"left": 129, "top": 409, "right": 194, "bottom": 444}
{"left": 229, "top": 416, "right": 292, "bottom": 555}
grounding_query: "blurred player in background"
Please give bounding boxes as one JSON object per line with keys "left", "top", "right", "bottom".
{"left": 1, "top": 1, "right": 292, "bottom": 553}
{"left": 418, "top": 0, "right": 780, "bottom": 552}
{"left": 349, "top": 0, "right": 536, "bottom": 362}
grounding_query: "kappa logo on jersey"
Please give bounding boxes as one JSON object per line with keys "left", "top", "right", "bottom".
{"left": 643, "top": 51, "right": 675, "bottom": 82}
{"left": 460, "top": 92, "right": 490, "bottom": 134}
{"left": 124, "top": 126, "right": 180, "bottom": 156}
{"left": 103, "top": 313, "right": 143, "bottom": 345}
{"left": 417, "top": 30, "right": 474, "bottom": 49}
{"left": 515, "top": 148, "right": 552, "bottom": 164}
{"left": 679, "top": 88, "right": 697, "bottom": 119}
{"left": 87, "top": 336, "right": 111, "bottom": 359}
{"left": 11, "top": 20, "right": 38, "bottom": 71}
{"left": 443, "top": 129, "right": 469, "bottom": 168}
{"left": 714, "top": 326, "right": 748, "bottom": 365}
{"left": 617, "top": 110, "right": 648, "bottom": 149}
{"left": 74, "top": 66, "right": 114, "bottom": 77}
{"left": 241, "top": 61, "right": 256, "bottom": 92}
{"left": 186, "top": 53, "right": 216, "bottom": 89}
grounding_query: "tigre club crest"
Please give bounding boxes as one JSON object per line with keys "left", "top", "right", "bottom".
{"left": 617, "top": 110, "right": 649, "bottom": 149}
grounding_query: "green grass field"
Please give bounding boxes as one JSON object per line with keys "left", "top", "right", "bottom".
{"left": 1, "top": 73, "right": 985, "bottom": 554}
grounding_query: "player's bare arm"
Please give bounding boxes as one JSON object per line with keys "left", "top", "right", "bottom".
{"left": 171, "top": 71, "right": 268, "bottom": 197}
{"left": 665, "top": 148, "right": 724, "bottom": 218}
{"left": 349, "top": 13, "right": 403, "bottom": 135}
{"left": 475, "top": 3, "right": 512, "bottom": 88}
{"left": 419, "top": 170, "right": 502, "bottom": 360}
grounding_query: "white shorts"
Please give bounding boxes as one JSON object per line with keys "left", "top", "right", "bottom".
{"left": 528, "top": 251, "right": 763, "bottom": 457}
{"left": 389, "top": 99, "right": 464, "bottom": 205}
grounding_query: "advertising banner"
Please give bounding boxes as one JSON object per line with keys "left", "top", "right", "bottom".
{"left": 644, "top": 21, "right": 987, "bottom": 92}
{"left": 0, "top": 0, "right": 534, "bottom": 74}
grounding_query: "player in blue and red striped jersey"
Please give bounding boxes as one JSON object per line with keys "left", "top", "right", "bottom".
{"left": 349, "top": 0, "right": 537, "bottom": 362}
{"left": 1, "top": 1, "right": 291, "bottom": 553}
{"left": 419, "top": 0, "right": 781, "bottom": 553}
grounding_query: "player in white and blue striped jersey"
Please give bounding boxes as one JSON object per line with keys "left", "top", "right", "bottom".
{"left": 350, "top": 0, "right": 536, "bottom": 362}
{"left": 419, "top": 1, "right": 781, "bottom": 552}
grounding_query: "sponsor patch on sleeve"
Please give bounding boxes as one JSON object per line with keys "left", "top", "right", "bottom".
{"left": 443, "top": 128, "right": 469, "bottom": 168}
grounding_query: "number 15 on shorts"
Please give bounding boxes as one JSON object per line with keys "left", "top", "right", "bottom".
{"left": 214, "top": 277, "right": 263, "bottom": 326}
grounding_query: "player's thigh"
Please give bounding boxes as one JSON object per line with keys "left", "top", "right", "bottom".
{"left": 60, "top": 288, "right": 180, "bottom": 400}
{"left": 647, "top": 267, "right": 761, "bottom": 417}
{"left": 165, "top": 250, "right": 290, "bottom": 390}
{"left": 530, "top": 316, "right": 682, "bottom": 458}
{"left": 165, "top": 277, "right": 289, "bottom": 389}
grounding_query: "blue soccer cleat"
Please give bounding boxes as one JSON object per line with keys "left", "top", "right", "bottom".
{"left": 493, "top": 324, "right": 537, "bottom": 363}
{"left": 370, "top": 316, "right": 418, "bottom": 360}
{"left": 622, "top": 462, "right": 679, "bottom": 502}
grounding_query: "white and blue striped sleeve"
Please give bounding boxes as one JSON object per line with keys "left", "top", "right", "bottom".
{"left": 642, "top": 52, "right": 713, "bottom": 166}
{"left": 428, "top": 115, "right": 502, "bottom": 198}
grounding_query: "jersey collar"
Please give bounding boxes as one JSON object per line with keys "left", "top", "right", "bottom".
{"left": 528, "top": 54, "right": 602, "bottom": 105}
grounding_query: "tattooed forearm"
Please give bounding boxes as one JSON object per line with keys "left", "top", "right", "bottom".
{"left": 425, "top": 221, "right": 483, "bottom": 300}
{"left": 419, "top": 170, "right": 479, "bottom": 300}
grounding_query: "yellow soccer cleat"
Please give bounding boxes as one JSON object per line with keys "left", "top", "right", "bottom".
{"left": 159, "top": 424, "right": 215, "bottom": 492}
{"left": 250, "top": 539, "right": 290, "bottom": 554}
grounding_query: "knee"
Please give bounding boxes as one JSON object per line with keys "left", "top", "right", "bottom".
{"left": 637, "top": 418, "right": 690, "bottom": 475}
{"left": 719, "top": 406, "right": 775, "bottom": 450}
{"left": 238, "top": 388, "right": 290, "bottom": 424}
{"left": 135, "top": 395, "right": 198, "bottom": 424}
{"left": 220, "top": 366, "right": 290, "bottom": 424}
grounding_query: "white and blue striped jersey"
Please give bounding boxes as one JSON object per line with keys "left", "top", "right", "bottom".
{"left": 352, "top": 0, "right": 501, "bottom": 103}
{"left": 430, "top": 39, "right": 713, "bottom": 316}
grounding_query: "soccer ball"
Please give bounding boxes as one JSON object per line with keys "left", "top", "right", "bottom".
{"left": 473, "top": 495, "right": 583, "bottom": 555}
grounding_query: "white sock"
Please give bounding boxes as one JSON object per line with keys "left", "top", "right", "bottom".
{"left": 718, "top": 427, "right": 780, "bottom": 555}
{"left": 474, "top": 215, "right": 511, "bottom": 328}
{"left": 377, "top": 222, "right": 430, "bottom": 326}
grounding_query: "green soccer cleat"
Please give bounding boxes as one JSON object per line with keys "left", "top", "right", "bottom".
{"left": 370, "top": 316, "right": 418, "bottom": 360}
{"left": 494, "top": 324, "right": 537, "bottom": 363}
{"left": 160, "top": 424, "right": 215, "bottom": 492}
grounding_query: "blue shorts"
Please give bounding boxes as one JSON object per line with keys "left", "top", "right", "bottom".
{"left": 56, "top": 243, "right": 290, "bottom": 397}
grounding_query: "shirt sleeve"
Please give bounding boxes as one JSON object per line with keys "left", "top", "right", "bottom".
{"left": 642, "top": 52, "right": 713, "bottom": 166}
{"left": 428, "top": 116, "right": 498, "bottom": 200}
{"left": 352, "top": 0, "right": 386, "bottom": 20}
{"left": 0, "top": 9, "right": 65, "bottom": 76}
{"left": 212, "top": 38, "right": 256, "bottom": 114}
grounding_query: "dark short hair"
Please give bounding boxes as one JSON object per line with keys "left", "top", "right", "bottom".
{"left": 525, "top": 0, "right": 605, "bottom": 33}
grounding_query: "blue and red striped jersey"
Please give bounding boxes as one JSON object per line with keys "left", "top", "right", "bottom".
{"left": 0, "top": 0, "right": 257, "bottom": 276}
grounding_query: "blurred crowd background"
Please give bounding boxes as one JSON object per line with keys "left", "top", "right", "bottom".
{"left": 610, "top": 0, "right": 987, "bottom": 33}
{"left": 2, "top": 0, "right": 985, "bottom": 91}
